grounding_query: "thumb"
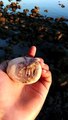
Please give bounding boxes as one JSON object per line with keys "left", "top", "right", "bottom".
{"left": 27, "top": 46, "right": 36, "bottom": 57}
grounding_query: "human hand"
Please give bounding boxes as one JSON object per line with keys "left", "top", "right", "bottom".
{"left": 0, "top": 46, "right": 52, "bottom": 120}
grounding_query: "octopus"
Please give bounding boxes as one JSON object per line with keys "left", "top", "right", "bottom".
{"left": 6, "top": 56, "right": 42, "bottom": 84}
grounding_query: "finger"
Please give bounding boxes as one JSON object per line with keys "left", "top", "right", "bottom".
{"left": 38, "top": 58, "right": 44, "bottom": 63}
{"left": 42, "top": 64, "right": 49, "bottom": 71}
{"left": 29, "top": 69, "right": 52, "bottom": 101}
{"left": 27, "top": 46, "right": 36, "bottom": 57}
{"left": 36, "top": 58, "right": 49, "bottom": 70}
{"left": 40, "top": 70, "right": 52, "bottom": 91}
{"left": 40, "top": 63, "right": 49, "bottom": 71}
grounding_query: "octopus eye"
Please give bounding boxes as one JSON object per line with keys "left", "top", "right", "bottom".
{"left": 25, "top": 68, "right": 31, "bottom": 77}
{"left": 33, "top": 69, "right": 36, "bottom": 75}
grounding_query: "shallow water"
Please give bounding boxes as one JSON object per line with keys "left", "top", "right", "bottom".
{"left": 4, "top": 0, "right": 68, "bottom": 18}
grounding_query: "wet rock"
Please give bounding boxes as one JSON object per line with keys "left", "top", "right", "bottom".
{"left": 0, "top": 49, "right": 5, "bottom": 58}
{"left": 59, "top": 3, "right": 65, "bottom": 8}
{"left": 0, "top": 12, "right": 2, "bottom": 17}
{"left": 0, "top": 38, "right": 9, "bottom": 47}
{"left": 0, "top": 1, "right": 3, "bottom": 7}
{"left": 44, "top": 9, "right": 48, "bottom": 12}
{"left": 0, "top": 17, "right": 6, "bottom": 24}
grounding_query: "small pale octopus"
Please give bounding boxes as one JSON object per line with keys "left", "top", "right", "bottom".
{"left": 6, "top": 56, "right": 42, "bottom": 84}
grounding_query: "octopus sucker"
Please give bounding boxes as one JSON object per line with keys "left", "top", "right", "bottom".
{"left": 6, "top": 56, "right": 42, "bottom": 84}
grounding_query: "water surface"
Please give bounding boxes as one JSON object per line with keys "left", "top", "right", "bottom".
{"left": 4, "top": 0, "right": 68, "bottom": 18}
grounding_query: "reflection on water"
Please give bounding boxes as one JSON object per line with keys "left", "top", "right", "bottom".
{"left": 4, "top": 0, "right": 68, "bottom": 18}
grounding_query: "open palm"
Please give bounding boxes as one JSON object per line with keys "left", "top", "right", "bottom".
{"left": 0, "top": 46, "right": 52, "bottom": 120}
